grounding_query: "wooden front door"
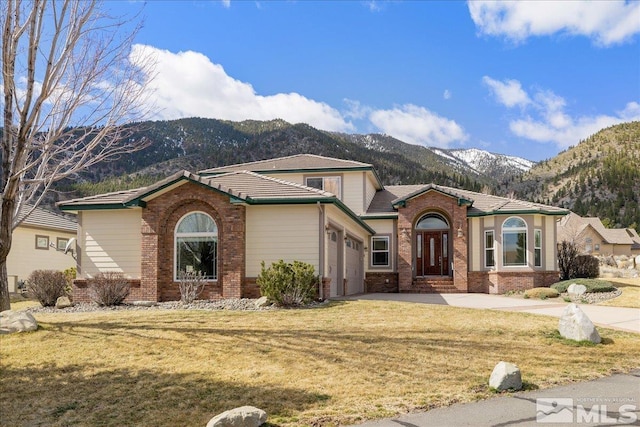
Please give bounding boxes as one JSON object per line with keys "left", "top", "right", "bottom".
{"left": 416, "top": 231, "right": 449, "bottom": 276}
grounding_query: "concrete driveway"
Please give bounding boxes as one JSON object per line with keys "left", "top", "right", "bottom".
{"left": 341, "top": 293, "right": 640, "bottom": 334}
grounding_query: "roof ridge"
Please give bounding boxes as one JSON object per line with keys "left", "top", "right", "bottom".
{"left": 234, "top": 170, "right": 336, "bottom": 197}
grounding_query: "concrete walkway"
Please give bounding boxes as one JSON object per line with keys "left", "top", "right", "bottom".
{"left": 354, "top": 369, "right": 640, "bottom": 427}
{"left": 342, "top": 293, "right": 640, "bottom": 333}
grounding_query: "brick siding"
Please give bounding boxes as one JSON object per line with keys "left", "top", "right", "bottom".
{"left": 365, "top": 272, "right": 399, "bottom": 293}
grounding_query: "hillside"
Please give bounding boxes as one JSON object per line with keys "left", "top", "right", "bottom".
{"left": 506, "top": 121, "right": 640, "bottom": 230}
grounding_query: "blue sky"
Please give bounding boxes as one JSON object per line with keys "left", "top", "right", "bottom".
{"left": 111, "top": 1, "right": 640, "bottom": 161}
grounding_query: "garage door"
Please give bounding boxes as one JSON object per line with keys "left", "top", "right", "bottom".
{"left": 345, "top": 236, "right": 363, "bottom": 295}
{"left": 327, "top": 229, "right": 341, "bottom": 297}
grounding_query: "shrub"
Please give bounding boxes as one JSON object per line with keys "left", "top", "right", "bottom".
{"left": 88, "top": 272, "right": 130, "bottom": 306}
{"left": 551, "top": 279, "right": 616, "bottom": 293}
{"left": 63, "top": 267, "right": 77, "bottom": 296}
{"left": 572, "top": 255, "right": 599, "bottom": 279}
{"left": 27, "top": 270, "right": 68, "bottom": 307}
{"left": 257, "top": 260, "right": 318, "bottom": 307}
{"left": 523, "top": 287, "right": 559, "bottom": 299}
{"left": 177, "top": 270, "right": 207, "bottom": 304}
{"left": 557, "top": 241, "right": 578, "bottom": 280}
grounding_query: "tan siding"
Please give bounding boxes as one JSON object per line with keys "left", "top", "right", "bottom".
{"left": 6, "top": 226, "right": 76, "bottom": 291}
{"left": 80, "top": 209, "right": 142, "bottom": 278}
{"left": 341, "top": 173, "right": 364, "bottom": 214}
{"left": 364, "top": 218, "right": 395, "bottom": 272}
{"left": 544, "top": 217, "right": 556, "bottom": 270}
{"left": 470, "top": 217, "right": 482, "bottom": 271}
{"left": 365, "top": 174, "right": 377, "bottom": 212}
{"left": 246, "top": 205, "right": 319, "bottom": 277}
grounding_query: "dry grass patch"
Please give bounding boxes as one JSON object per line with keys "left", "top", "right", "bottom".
{"left": 598, "top": 278, "right": 640, "bottom": 308}
{"left": 1, "top": 301, "right": 639, "bottom": 426}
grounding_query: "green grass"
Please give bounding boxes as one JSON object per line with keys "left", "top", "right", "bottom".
{"left": 551, "top": 279, "right": 617, "bottom": 293}
{"left": 1, "top": 301, "right": 639, "bottom": 426}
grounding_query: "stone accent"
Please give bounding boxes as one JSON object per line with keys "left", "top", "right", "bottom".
{"left": 567, "top": 283, "right": 587, "bottom": 296}
{"left": 365, "top": 272, "right": 398, "bottom": 293}
{"left": 141, "top": 181, "right": 247, "bottom": 302}
{"left": 55, "top": 296, "right": 73, "bottom": 309}
{"left": 397, "top": 190, "right": 468, "bottom": 293}
{"left": 558, "top": 303, "right": 601, "bottom": 344}
{"left": 0, "top": 310, "right": 38, "bottom": 333}
{"left": 489, "top": 361, "right": 522, "bottom": 391}
{"left": 206, "top": 406, "right": 267, "bottom": 427}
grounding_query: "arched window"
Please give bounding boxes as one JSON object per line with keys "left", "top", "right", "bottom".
{"left": 502, "top": 217, "right": 527, "bottom": 266}
{"left": 175, "top": 212, "right": 217, "bottom": 280}
{"left": 416, "top": 213, "right": 449, "bottom": 230}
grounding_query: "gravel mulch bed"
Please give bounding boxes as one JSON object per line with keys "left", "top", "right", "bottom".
{"left": 563, "top": 289, "right": 623, "bottom": 304}
{"left": 25, "top": 298, "right": 330, "bottom": 314}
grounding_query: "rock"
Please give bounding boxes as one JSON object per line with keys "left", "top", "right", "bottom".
{"left": 489, "top": 361, "right": 522, "bottom": 391}
{"left": 254, "top": 296, "right": 270, "bottom": 308}
{"left": 558, "top": 303, "right": 601, "bottom": 344}
{"left": 206, "top": 406, "right": 267, "bottom": 427}
{"left": 0, "top": 310, "right": 38, "bottom": 334}
{"left": 56, "top": 296, "right": 73, "bottom": 309}
{"left": 635, "top": 255, "right": 640, "bottom": 269}
{"left": 567, "top": 283, "right": 587, "bottom": 296}
{"left": 131, "top": 300, "right": 156, "bottom": 307}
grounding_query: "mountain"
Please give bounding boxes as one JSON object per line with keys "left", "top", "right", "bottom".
{"left": 507, "top": 121, "right": 640, "bottom": 230}
{"left": 60, "top": 117, "right": 525, "bottom": 198}
{"left": 432, "top": 148, "right": 534, "bottom": 181}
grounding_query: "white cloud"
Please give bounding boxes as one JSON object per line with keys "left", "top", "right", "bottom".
{"left": 483, "top": 76, "right": 530, "bottom": 108}
{"left": 220, "top": 0, "right": 231, "bottom": 8}
{"left": 369, "top": 104, "right": 468, "bottom": 148}
{"left": 130, "top": 44, "right": 354, "bottom": 132}
{"left": 484, "top": 76, "right": 640, "bottom": 147}
{"left": 468, "top": 0, "right": 640, "bottom": 46}
{"left": 443, "top": 89, "right": 451, "bottom": 100}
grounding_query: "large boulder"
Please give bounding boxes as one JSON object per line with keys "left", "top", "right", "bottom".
{"left": 206, "top": 406, "right": 267, "bottom": 427}
{"left": 567, "top": 283, "right": 587, "bottom": 296}
{"left": 0, "top": 310, "right": 38, "bottom": 334}
{"left": 254, "top": 296, "right": 270, "bottom": 309}
{"left": 558, "top": 303, "right": 601, "bottom": 344}
{"left": 489, "top": 361, "right": 522, "bottom": 391}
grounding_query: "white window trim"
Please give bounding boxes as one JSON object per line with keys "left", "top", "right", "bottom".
{"left": 534, "top": 229, "right": 542, "bottom": 267}
{"left": 484, "top": 230, "right": 495, "bottom": 269}
{"left": 370, "top": 235, "right": 390, "bottom": 268}
{"left": 502, "top": 216, "right": 528, "bottom": 267}
{"left": 174, "top": 211, "right": 218, "bottom": 281}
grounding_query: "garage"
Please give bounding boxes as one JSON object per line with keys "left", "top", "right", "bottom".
{"left": 344, "top": 235, "right": 364, "bottom": 295}
{"left": 327, "top": 229, "right": 342, "bottom": 297}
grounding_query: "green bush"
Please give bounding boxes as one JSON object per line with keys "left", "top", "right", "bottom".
{"left": 88, "top": 272, "right": 130, "bottom": 306}
{"left": 27, "top": 270, "right": 68, "bottom": 307}
{"left": 551, "top": 279, "right": 616, "bottom": 293}
{"left": 257, "top": 260, "right": 318, "bottom": 307}
{"left": 523, "top": 287, "right": 560, "bottom": 299}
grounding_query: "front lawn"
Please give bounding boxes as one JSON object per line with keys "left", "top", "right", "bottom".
{"left": 1, "top": 301, "right": 639, "bottom": 426}
{"left": 598, "top": 278, "right": 640, "bottom": 308}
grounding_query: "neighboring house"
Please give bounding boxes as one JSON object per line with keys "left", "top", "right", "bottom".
{"left": 557, "top": 212, "right": 640, "bottom": 256}
{"left": 58, "top": 154, "right": 568, "bottom": 301}
{"left": 7, "top": 205, "right": 77, "bottom": 292}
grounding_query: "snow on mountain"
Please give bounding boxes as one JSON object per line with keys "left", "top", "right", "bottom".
{"left": 434, "top": 148, "right": 535, "bottom": 174}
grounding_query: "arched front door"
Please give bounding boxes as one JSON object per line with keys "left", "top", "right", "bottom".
{"left": 415, "top": 213, "right": 450, "bottom": 277}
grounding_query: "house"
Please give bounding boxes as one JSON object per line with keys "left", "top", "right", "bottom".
{"left": 58, "top": 154, "right": 568, "bottom": 301}
{"left": 7, "top": 205, "right": 77, "bottom": 292}
{"left": 557, "top": 212, "right": 640, "bottom": 256}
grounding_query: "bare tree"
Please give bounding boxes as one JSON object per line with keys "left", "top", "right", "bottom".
{"left": 0, "top": 0, "right": 153, "bottom": 311}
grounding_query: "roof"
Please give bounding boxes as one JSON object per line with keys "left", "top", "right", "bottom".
{"left": 558, "top": 213, "right": 640, "bottom": 246}
{"left": 365, "top": 184, "right": 569, "bottom": 217}
{"left": 199, "top": 154, "right": 384, "bottom": 190}
{"left": 58, "top": 170, "right": 375, "bottom": 234}
{"left": 15, "top": 204, "right": 77, "bottom": 233}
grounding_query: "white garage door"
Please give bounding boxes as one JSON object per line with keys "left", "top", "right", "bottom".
{"left": 345, "top": 236, "right": 363, "bottom": 295}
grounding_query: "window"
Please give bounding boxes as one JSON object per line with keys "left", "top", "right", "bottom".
{"left": 485, "top": 230, "right": 495, "bottom": 268}
{"left": 305, "top": 176, "right": 341, "bottom": 198}
{"left": 175, "top": 212, "right": 218, "bottom": 280}
{"left": 534, "top": 229, "right": 542, "bottom": 267}
{"left": 503, "top": 217, "right": 527, "bottom": 266}
{"left": 585, "top": 238, "right": 593, "bottom": 253}
{"left": 57, "top": 238, "right": 69, "bottom": 251}
{"left": 371, "top": 236, "right": 390, "bottom": 267}
{"left": 35, "top": 235, "right": 49, "bottom": 250}
{"left": 416, "top": 213, "right": 449, "bottom": 230}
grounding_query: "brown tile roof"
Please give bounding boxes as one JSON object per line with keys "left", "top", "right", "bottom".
{"left": 199, "top": 154, "right": 374, "bottom": 174}
{"left": 557, "top": 213, "right": 640, "bottom": 246}
{"left": 16, "top": 204, "right": 77, "bottom": 233}
{"left": 365, "top": 184, "right": 568, "bottom": 217}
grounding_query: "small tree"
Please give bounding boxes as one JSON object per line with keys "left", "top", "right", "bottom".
{"left": 88, "top": 272, "right": 130, "bottom": 306}
{"left": 177, "top": 271, "right": 207, "bottom": 304}
{"left": 257, "top": 260, "right": 317, "bottom": 307}
{"left": 558, "top": 240, "right": 579, "bottom": 280}
{"left": 27, "top": 269, "right": 68, "bottom": 307}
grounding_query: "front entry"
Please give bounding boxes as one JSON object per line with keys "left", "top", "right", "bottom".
{"left": 416, "top": 231, "right": 449, "bottom": 276}
{"left": 415, "top": 212, "right": 451, "bottom": 277}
